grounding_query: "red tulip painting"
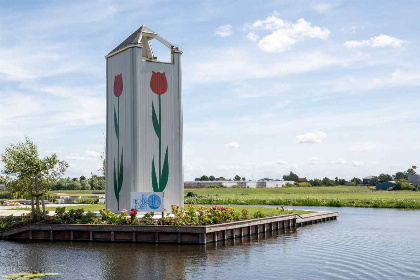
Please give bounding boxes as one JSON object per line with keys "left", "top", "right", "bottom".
{"left": 150, "top": 71, "right": 169, "bottom": 192}
{"left": 113, "top": 74, "right": 123, "bottom": 97}
{"left": 113, "top": 73, "right": 124, "bottom": 210}
{"left": 150, "top": 71, "right": 168, "bottom": 95}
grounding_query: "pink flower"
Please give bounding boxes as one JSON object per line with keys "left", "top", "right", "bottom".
{"left": 121, "top": 209, "right": 127, "bottom": 213}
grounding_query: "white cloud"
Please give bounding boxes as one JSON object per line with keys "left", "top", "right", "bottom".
{"left": 85, "top": 150, "right": 101, "bottom": 157}
{"left": 67, "top": 150, "right": 101, "bottom": 160}
{"left": 276, "top": 160, "right": 289, "bottom": 166}
{"left": 234, "top": 82, "right": 291, "bottom": 98}
{"left": 246, "top": 32, "right": 259, "bottom": 41}
{"left": 310, "top": 157, "right": 320, "bottom": 165}
{"left": 349, "top": 142, "right": 376, "bottom": 152}
{"left": 67, "top": 153, "right": 85, "bottom": 160}
{"left": 225, "top": 141, "right": 240, "bottom": 149}
{"left": 296, "top": 131, "right": 327, "bottom": 144}
{"left": 344, "top": 34, "right": 405, "bottom": 49}
{"left": 215, "top": 24, "right": 233, "bottom": 37}
{"left": 245, "top": 13, "right": 330, "bottom": 53}
{"left": 186, "top": 49, "right": 342, "bottom": 85}
{"left": 331, "top": 159, "right": 346, "bottom": 165}
{"left": 319, "top": 69, "right": 420, "bottom": 94}
{"left": 341, "top": 25, "right": 364, "bottom": 34}
{"left": 312, "top": 3, "right": 333, "bottom": 13}
{"left": 352, "top": 161, "right": 363, "bottom": 167}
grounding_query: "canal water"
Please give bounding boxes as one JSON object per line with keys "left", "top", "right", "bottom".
{"left": 0, "top": 206, "right": 419, "bottom": 279}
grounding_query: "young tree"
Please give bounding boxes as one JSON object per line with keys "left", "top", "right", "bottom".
{"left": 350, "top": 177, "right": 362, "bottom": 186}
{"left": 283, "top": 171, "right": 299, "bottom": 182}
{"left": 1, "top": 137, "right": 68, "bottom": 216}
{"left": 234, "top": 175, "right": 241, "bottom": 181}
{"left": 394, "top": 172, "right": 407, "bottom": 180}
{"left": 200, "top": 175, "right": 209, "bottom": 181}
{"left": 407, "top": 168, "right": 416, "bottom": 175}
{"left": 378, "top": 173, "right": 392, "bottom": 183}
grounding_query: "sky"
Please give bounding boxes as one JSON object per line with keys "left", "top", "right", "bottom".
{"left": 0, "top": 0, "right": 419, "bottom": 181}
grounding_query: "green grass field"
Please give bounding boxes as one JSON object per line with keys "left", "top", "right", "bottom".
{"left": 184, "top": 186, "right": 420, "bottom": 209}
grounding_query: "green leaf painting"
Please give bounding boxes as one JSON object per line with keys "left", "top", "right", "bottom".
{"left": 150, "top": 71, "right": 169, "bottom": 192}
{"left": 113, "top": 73, "right": 124, "bottom": 210}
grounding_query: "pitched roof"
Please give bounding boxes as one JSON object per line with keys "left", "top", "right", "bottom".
{"left": 107, "top": 25, "right": 180, "bottom": 57}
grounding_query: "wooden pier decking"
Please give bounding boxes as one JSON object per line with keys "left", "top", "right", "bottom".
{"left": 3, "top": 211, "right": 337, "bottom": 244}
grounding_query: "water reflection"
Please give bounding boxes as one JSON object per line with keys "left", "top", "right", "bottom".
{"left": 1, "top": 207, "right": 419, "bottom": 280}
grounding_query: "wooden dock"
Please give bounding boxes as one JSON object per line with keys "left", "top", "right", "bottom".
{"left": 3, "top": 211, "right": 337, "bottom": 244}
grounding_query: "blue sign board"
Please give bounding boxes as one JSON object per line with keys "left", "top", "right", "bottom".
{"left": 131, "top": 192, "right": 164, "bottom": 212}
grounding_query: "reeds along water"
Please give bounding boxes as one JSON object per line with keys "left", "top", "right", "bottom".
{"left": 185, "top": 197, "right": 420, "bottom": 209}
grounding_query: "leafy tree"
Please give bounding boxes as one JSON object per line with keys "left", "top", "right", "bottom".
{"left": 350, "top": 177, "right": 362, "bottom": 186}
{"left": 241, "top": 177, "right": 246, "bottom": 181}
{"left": 72, "top": 180, "right": 82, "bottom": 190}
{"left": 338, "top": 178, "right": 347, "bottom": 185}
{"left": 407, "top": 168, "right": 416, "bottom": 175}
{"left": 369, "top": 176, "right": 379, "bottom": 186}
{"left": 234, "top": 175, "right": 241, "bottom": 181}
{"left": 79, "top": 175, "right": 86, "bottom": 181}
{"left": 200, "top": 175, "right": 209, "bottom": 181}
{"left": 310, "top": 178, "right": 322, "bottom": 186}
{"left": 80, "top": 179, "right": 91, "bottom": 190}
{"left": 208, "top": 175, "right": 216, "bottom": 181}
{"left": 1, "top": 137, "right": 68, "bottom": 216}
{"left": 395, "top": 179, "right": 412, "bottom": 190}
{"left": 322, "top": 177, "right": 335, "bottom": 186}
{"left": 283, "top": 171, "right": 299, "bottom": 182}
{"left": 394, "top": 172, "right": 407, "bottom": 180}
{"left": 378, "top": 173, "right": 392, "bottom": 183}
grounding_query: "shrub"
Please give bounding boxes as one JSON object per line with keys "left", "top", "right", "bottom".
{"left": 143, "top": 212, "right": 156, "bottom": 225}
{"left": 296, "top": 182, "right": 312, "bottom": 188}
{"left": 241, "top": 209, "right": 249, "bottom": 220}
{"left": 99, "top": 209, "right": 118, "bottom": 224}
{"left": 395, "top": 179, "right": 413, "bottom": 190}
{"left": 206, "top": 185, "right": 226, "bottom": 189}
{"left": 75, "top": 199, "right": 98, "bottom": 204}
{"left": 253, "top": 211, "right": 266, "bottom": 218}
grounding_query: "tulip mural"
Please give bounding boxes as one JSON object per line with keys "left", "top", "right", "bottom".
{"left": 113, "top": 74, "right": 124, "bottom": 210}
{"left": 150, "top": 71, "right": 169, "bottom": 192}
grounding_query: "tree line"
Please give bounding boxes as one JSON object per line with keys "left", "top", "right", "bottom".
{"left": 193, "top": 168, "right": 417, "bottom": 187}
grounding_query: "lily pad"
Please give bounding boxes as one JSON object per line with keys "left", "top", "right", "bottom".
{"left": 2, "top": 272, "right": 61, "bottom": 280}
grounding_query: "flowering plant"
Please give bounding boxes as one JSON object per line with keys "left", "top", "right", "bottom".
{"left": 130, "top": 208, "right": 138, "bottom": 224}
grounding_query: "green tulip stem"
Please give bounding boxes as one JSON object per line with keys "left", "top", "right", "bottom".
{"left": 158, "top": 95, "right": 162, "bottom": 184}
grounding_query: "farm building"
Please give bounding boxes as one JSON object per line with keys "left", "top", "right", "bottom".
{"left": 407, "top": 174, "right": 420, "bottom": 186}
{"left": 375, "top": 181, "right": 397, "bottom": 190}
{"left": 184, "top": 181, "right": 294, "bottom": 189}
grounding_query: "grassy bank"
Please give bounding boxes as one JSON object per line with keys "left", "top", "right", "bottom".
{"left": 184, "top": 186, "right": 420, "bottom": 209}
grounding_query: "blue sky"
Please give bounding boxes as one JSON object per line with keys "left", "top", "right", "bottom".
{"left": 0, "top": 0, "right": 419, "bottom": 180}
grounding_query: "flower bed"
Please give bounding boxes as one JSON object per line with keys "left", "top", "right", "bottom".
{"left": 1, "top": 205, "right": 301, "bottom": 237}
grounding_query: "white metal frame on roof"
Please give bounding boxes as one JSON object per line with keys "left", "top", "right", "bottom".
{"left": 106, "top": 25, "right": 181, "bottom": 59}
